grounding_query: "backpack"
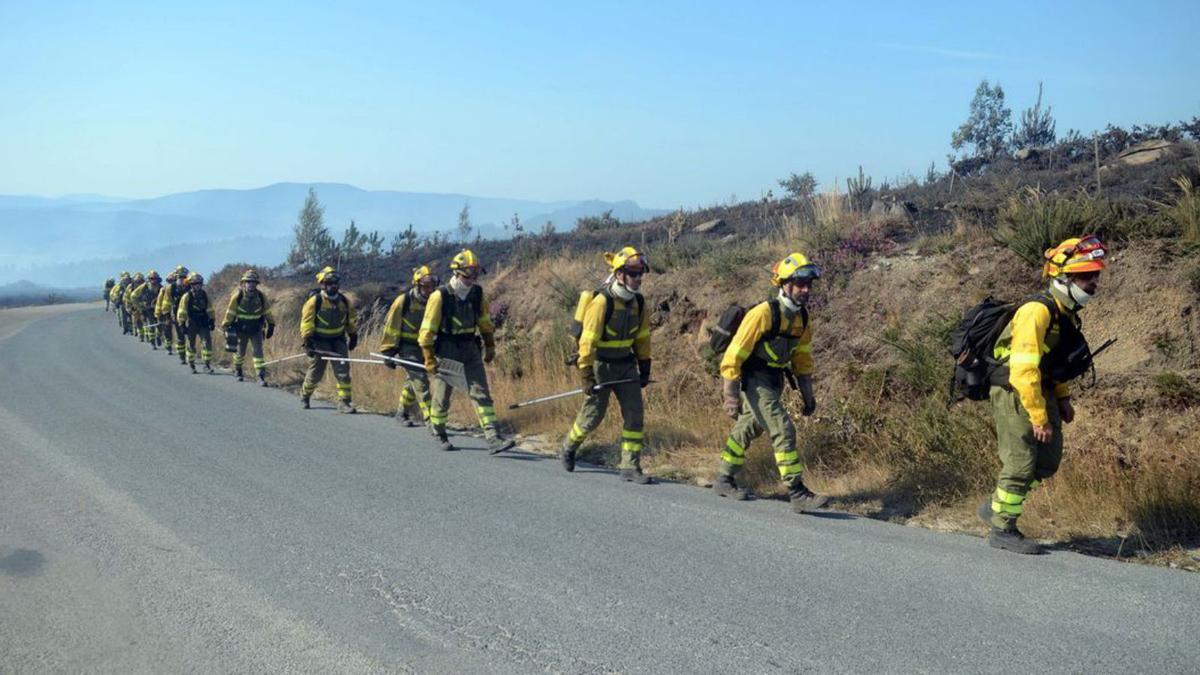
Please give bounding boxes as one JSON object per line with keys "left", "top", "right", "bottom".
{"left": 948, "top": 294, "right": 1060, "bottom": 403}
{"left": 566, "top": 287, "right": 645, "bottom": 366}
{"left": 700, "top": 299, "right": 802, "bottom": 377}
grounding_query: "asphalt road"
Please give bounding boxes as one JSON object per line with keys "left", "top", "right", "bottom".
{"left": 2, "top": 304, "right": 1197, "bottom": 674}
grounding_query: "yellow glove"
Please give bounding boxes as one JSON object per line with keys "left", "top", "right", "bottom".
{"left": 423, "top": 347, "right": 439, "bottom": 375}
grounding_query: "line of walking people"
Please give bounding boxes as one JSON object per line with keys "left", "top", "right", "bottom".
{"left": 104, "top": 233, "right": 1108, "bottom": 555}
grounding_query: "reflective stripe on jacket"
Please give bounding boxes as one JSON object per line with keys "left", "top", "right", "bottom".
{"left": 577, "top": 286, "right": 650, "bottom": 369}
{"left": 719, "top": 300, "right": 812, "bottom": 382}
{"left": 300, "top": 292, "right": 356, "bottom": 338}
{"left": 992, "top": 296, "right": 1075, "bottom": 427}
{"left": 380, "top": 289, "right": 426, "bottom": 351}
{"left": 223, "top": 289, "right": 274, "bottom": 328}
{"left": 176, "top": 290, "right": 215, "bottom": 325}
{"left": 418, "top": 287, "right": 493, "bottom": 348}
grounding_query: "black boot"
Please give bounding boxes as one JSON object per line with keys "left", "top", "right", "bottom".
{"left": 337, "top": 399, "right": 357, "bottom": 414}
{"left": 189, "top": 363, "right": 197, "bottom": 374}
{"left": 435, "top": 427, "right": 455, "bottom": 451}
{"left": 204, "top": 362, "right": 214, "bottom": 374}
{"left": 559, "top": 441, "right": 577, "bottom": 472}
{"left": 712, "top": 474, "right": 749, "bottom": 500}
{"left": 235, "top": 366, "right": 244, "bottom": 382}
{"left": 258, "top": 371, "right": 268, "bottom": 387}
{"left": 620, "top": 455, "right": 653, "bottom": 484}
{"left": 989, "top": 527, "right": 1044, "bottom": 554}
{"left": 787, "top": 478, "right": 829, "bottom": 513}
{"left": 397, "top": 409, "right": 417, "bottom": 427}
{"left": 301, "top": 396, "right": 311, "bottom": 409}
{"left": 488, "top": 435, "right": 516, "bottom": 455}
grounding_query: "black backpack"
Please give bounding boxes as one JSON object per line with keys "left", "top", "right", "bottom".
{"left": 948, "top": 294, "right": 1059, "bottom": 402}
{"left": 701, "top": 299, "right": 805, "bottom": 377}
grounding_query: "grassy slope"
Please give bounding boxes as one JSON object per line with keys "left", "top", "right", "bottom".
{"left": 203, "top": 149, "right": 1200, "bottom": 569}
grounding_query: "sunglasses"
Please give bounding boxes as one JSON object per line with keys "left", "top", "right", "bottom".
{"left": 621, "top": 268, "right": 645, "bottom": 278}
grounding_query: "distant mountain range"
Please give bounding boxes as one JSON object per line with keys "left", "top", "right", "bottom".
{"left": 0, "top": 183, "right": 666, "bottom": 287}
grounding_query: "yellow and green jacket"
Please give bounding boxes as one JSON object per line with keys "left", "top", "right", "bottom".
{"left": 380, "top": 289, "right": 427, "bottom": 352}
{"left": 222, "top": 288, "right": 275, "bottom": 329}
{"left": 300, "top": 291, "right": 356, "bottom": 339}
{"left": 418, "top": 285, "right": 493, "bottom": 348}
{"left": 130, "top": 282, "right": 160, "bottom": 314}
{"left": 155, "top": 285, "right": 174, "bottom": 318}
{"left": 576, "top": 285, "right": 651, "bottom": 369}
{"left": 992, "top": 295, "right": 1075, "bottom": 428}
{"left": 109, "top": 283, "right": 126, "bottom": 306}
{"left": 176, "top": 289, "right": 215, "bottom": 327}
{"left": 720, "top": 299, "right": 813, "bottom": 382}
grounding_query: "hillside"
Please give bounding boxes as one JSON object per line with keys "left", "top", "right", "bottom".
{"left": 199, "top": 133, "right": 1200, "bottom": 567}
{"left": 0, "top": 183, "right": 666, "bottom": 286}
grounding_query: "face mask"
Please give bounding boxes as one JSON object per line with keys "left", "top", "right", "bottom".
{"left": 610, "top": 281, "right": 635, "bottom": 301}
{"left": 449, "top": 275, "right": 471, "bottom": 300}
{"left": 324, "top": 287, "right": 339, "bottom": 298}
{"left": 1068, "top": 280, "right": 1094, "bottom": 307}
{"left": 777, "top": 289, "right": 802, "bottom": 313}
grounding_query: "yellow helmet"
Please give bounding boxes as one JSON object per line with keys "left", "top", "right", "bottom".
{"left": 1043, "top": 235, "right": 1106, "bottom": 278}
{"left": 186, "top": 272, "right": 204, "bottom": 285}
{"left": 147, "top": 270, "right": 161, "bottom": 282}
{"left": 449, "top": 249, "right": 483, "bottom": 275}
{"left": 316, "top": 267, "right": 341, "bottom": 284}
{"left": 174, "top": 264, "right": 189, "bottom": 278}
{"left": 771, "top": 252, "right": 821, "bottom": 286}
{"left": 166, "top": 271, "right": 177, "bottom": 282}
{"left": 120, "top": 271, "right": 131, "bottom": 279}
{"left": 241, "top": 269, "right": 260, "bottom": 283}
{"left": 411, "top": 265, "right": 437, "bottom": 286}
{"left": 133, "top": 272, "right": 145, "bottom": 282}
{"left": 604, "top": 246, "right": 650, "bottom": 274}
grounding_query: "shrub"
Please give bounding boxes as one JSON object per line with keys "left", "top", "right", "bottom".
{"left": 994, "top": 188, "right": 1114, "bottom": 266}
{"left": 1153, "top": 372, "right": 1200, "bottom": 409}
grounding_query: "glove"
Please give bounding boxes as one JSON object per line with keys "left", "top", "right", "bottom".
{"left": 483, "top": 334, "right": 496, "bottom": 364}
{"left": 423, "top": 347, "right": 439, "bottom": 375}
{"left": 722, "top": 378, "right": 741, "bottom": 419}
{"left": 207, "top": 317, "right": 216, "bottom": 330}
{"left": 347, "top": 333, "right": 358, "bottom": 352}
{"left": 580, "top": 367, "right": 598, "bottom": 396}
{"left": 303, "top": 336, "right": 315, "bottom": 357}
{"left": 381, "top": 348, "right": 397, "bottom": 370}
{"left": 265, "top": 323, "right": 275, "bottom": 339}
{"left": 797, "top": 375, "right": 816, "bottom": 417}
{"left": 638, "top": 359, "right": 652, "bottom": 388}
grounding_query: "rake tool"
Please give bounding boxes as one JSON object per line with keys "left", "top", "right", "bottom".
{"left": 507, "top": 379, "right": 649, "bottom": 409}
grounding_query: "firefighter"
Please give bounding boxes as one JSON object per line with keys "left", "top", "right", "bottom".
{"left": 177, "top": 273, "right": 216, "bottom": 374}
{"left": 379, "top": 265, "right": 438, "bottom": 429}
{"left": 712, "top": 252, "right": 828, "bottom": 513}
{"left": 222, "top": 269, "right": 276, "bottom": 386}
{"left": 103, "top": 277, "right": 115, "bottom": 311}
{"left": 978, "top": 235, "right": 1107, "bottom": 554}
{"left": 131, "top": 270, "right": 163, "bottom": 348}
{"left": 418, "top": 249, "right": 514, "bottom": 454}
{"left": 300, "top": 268, "right": 358, "bottom": 413}
{"left": 559, "top": 247, "right": 654, "bottom": 483}
{"left": 125, "top": 272, "right": 147, "bottom": 342}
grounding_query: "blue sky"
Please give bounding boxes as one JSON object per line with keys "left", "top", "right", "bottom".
{"left": 1, "top": 0, "right": 1195, "bottom": 207}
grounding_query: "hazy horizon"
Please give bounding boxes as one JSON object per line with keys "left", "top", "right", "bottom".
{"left": 2, "top": 1, "right": 1196, "bottom": 208}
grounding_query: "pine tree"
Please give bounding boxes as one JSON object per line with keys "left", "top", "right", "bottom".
{"left": 457, "top": 202, "right": 472, "bottom": 243}
{"left": 288, "top": 187, "right": 330, "bottom": 270}
{"left": 951, "top": 80, "right": 1013, "bottom": 160}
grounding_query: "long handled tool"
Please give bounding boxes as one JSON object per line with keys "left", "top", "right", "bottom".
{"left": 369, "top": 352, "right": 468, "bottom": 389}
{"left": 260, "top": 352, "right": 308, "bottom": 367}
{"left": 321, "top": 356, "right": 390, "bottom": 365}
{"left": 507, "top": 378, "right": 645, "bottom": 410}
